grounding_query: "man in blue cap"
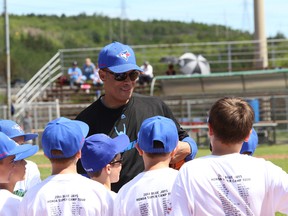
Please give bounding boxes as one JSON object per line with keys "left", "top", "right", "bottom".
{"left": 76, "top": 41, "right": 198, "bottom": 192}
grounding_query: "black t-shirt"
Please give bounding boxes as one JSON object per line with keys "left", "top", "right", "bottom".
{"left": 76, "top": 93, "right": 189, "bottom": 192}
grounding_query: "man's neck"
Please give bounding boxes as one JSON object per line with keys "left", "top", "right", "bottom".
{"left": 100, "top": 95, "right": 128, "bottom": 109}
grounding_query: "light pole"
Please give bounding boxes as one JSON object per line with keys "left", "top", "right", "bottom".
{"left": 254, "top": 0, "right": 268, "bottom": 69}
{"left": 4, "top": 0, "right": 11, "bottom": 119}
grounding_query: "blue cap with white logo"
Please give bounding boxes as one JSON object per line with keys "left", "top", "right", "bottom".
{"left": 98, "top": 41, "right": 142, "bottom": 73}
{"left": 0, "top": 120, "right": 38, "bottom": 142}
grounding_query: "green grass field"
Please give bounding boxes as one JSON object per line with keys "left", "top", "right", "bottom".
{"left": 29, "top": 144, "right": 288, "bottom": 216}
{"left": 197, "top": 144, "right": 288, "bottom": 171}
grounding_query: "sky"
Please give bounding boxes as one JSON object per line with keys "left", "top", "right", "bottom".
{"left": 3, "top": 0, "right": 287, "bottom": 38}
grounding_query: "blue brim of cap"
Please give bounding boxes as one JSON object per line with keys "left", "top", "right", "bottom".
{"left": 23, "top": 133, "right": 38, "bottom": 141}
{"left": 10, "top": 133, "right": 38, "bottom": 142}
{"left": 240, "top": 128, "right": 258, "bottom": 155}
{"left": 73, "top": 120, "right": 89, "bottom": 138}
{"left": 10, "top": 144, "right": 39, "bottom": 161}
{"left": 112, "top": 134, "right": 131, "bottom": 153}
{"left": 82, "top": 134, "right": 130, "bottom": 173}
{"left": 108, "top": 64, "right": 143, "bottom": 73}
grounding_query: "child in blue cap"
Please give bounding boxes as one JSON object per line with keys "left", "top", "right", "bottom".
{"left": 171, "top": 97, "right": 288, "bottom": 215}
{"left": 0, "top": 119, "right": 40, "bottom": 197}
{"left": 114, "top": 116, "right": 179, "bottom": 215}
{"left": 81, "top": 133, "right": 130, "bottom": 199}
{"left": 0, "top": 132, "right": 38, "bottom": 215}
{"left": 18, "top": 117, "right": 113, "bottom": 216}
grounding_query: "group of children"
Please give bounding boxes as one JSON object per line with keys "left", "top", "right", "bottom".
{"left": 0, "top": 120, "right": 39, "bottom": 216}
{"left": 0, "top": 97, "right": 287, "bottom": 215}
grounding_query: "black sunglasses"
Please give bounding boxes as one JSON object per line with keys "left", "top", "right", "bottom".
{"left": 105, "top": 70, "right": 140, "bottom": 81}
{"left": 110, "top": 157, "right": 123, "bottom": 165}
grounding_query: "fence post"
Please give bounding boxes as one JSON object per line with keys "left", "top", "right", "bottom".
{"left": 227, "top": 43, "right": 232, "bottom": 72}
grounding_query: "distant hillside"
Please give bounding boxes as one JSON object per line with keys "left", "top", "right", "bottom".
{"left": 0, "top": 13, "right": 281, "bottom": 82}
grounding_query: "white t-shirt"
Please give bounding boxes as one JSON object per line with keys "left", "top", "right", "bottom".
{"left": 109, "top": 190, "right": 117, "bottom": 200}
{"left": 140, "top": 64, "right": 154, "bottom": 78}
{"left": 14, "top": 160, "right": 41, "bottom": 196}
{"left": 0, "top": 189, "right": 22, "bottom": 216}
{"left": 171, "top": 153, "right": 288, "bottom": 215}
{"left": 114, "top": 167, "right": 178, "bottom": 216}
{"left": 18, "top": 173, "right": 113, "bottom": 216}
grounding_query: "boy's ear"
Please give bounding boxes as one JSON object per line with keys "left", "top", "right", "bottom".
{"left": 77, "top": 150, "right": 81, "bottom": 159}
{"left": 105, "top": 164, "right": 112, "bottom": 175}
{"left": 208, "top": 123, "right": 214, "bottom": 136}
{"left": 135, "top": 143, "right": 143, "bottom": 156}
{"left": 244, "top": 129, "right": 252, "bottom": 142}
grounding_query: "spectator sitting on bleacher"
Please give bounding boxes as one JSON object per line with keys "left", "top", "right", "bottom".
{"left": 91, "top": 64, "right": 103, "bottom": 86}
{"left": 139, "top": 61, "right": 154, "bottom": 86}
{"left": 90, "top": 64, "right": 103, "bottom": 98}
{"left": 82, "top": 58, "right": 96, "bottom": 82}
{"left": 165, "top": 64, "right": 176, "bottom": 75}
{"left": 67, "top": 61, "right": 83, "bottom": 88}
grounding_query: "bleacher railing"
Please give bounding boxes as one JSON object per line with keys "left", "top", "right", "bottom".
{"left": 14, "top": 52, "right": 62, "bottom": 119}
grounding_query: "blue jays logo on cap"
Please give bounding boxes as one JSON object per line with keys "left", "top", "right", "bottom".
{"left": 0, "top": 120, "right": 38, "bottom": 142}
{"left": 12, "top": 124, "right": 23, "bottom": 134}
{"left": 98, "top": 41, "right": 142, "bottom": 73}
{"left": 117, "top": 50, "right": 131, "bottom": 61}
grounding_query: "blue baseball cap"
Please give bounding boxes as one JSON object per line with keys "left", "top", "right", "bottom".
{"left": 0, "top": 132, "right": 38, "bottom": 161}
{"left": 138, "top": 116, "right": 178, "bottom": 153}
{"left": 81, "top": 133, "right": 130, "bottom": 173}
{"left": 42, "top": 117, "right": 89, "bottom": 159}
{"left": 241, "top": 128, "right": 258, "bottom": 155}
{"left": 98, "top": 41, "right": 142, "bottom": 73}
{"left": 0, "top": 120, "right": 38, "bottom": 141}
